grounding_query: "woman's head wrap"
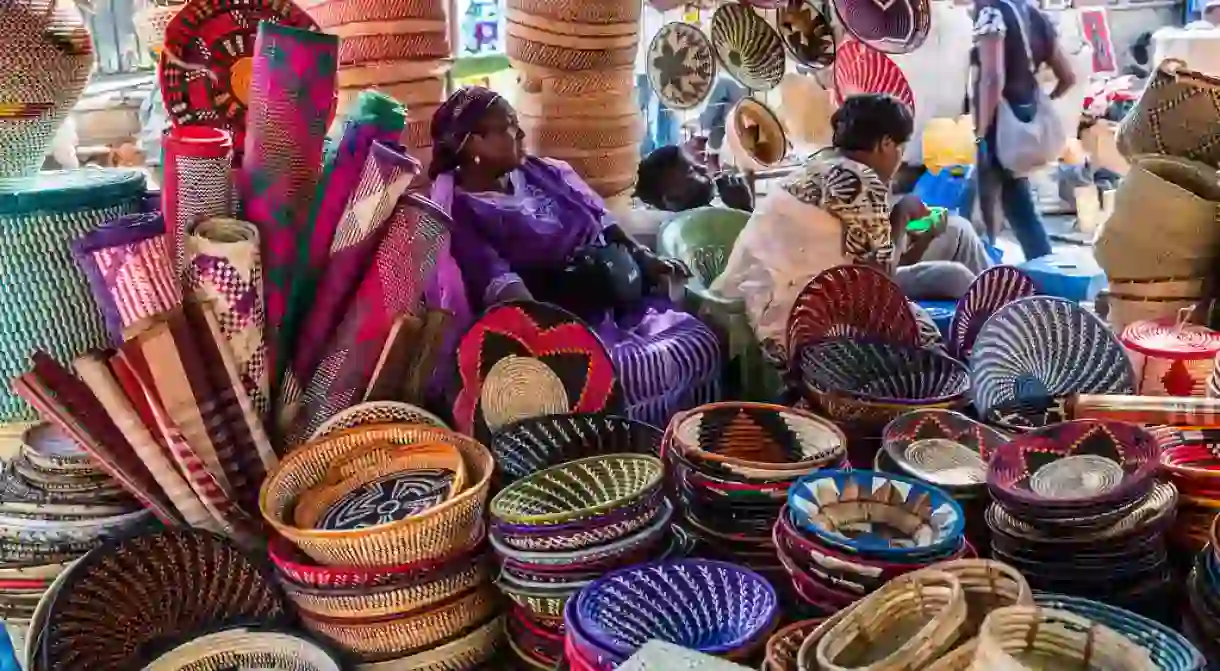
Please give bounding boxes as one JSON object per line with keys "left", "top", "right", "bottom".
{"left": 428, "top": 86, "right": 503, "bottom": 179}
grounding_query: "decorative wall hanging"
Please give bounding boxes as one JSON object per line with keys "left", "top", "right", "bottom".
{"left": 833, "top": 39, "right": 916, "bottom": 112}
{"left": 779, "top": 0, "right": 836, "bottom": 69}
{"left": 725, "top": 97, "right": 788, "bottom": 171}
{"left": 647, "top": 22, "right": 717, "bottom": 111}
{"left": 710, "top": 2, "right": 787, "bottom": 92}
{"left": 831, "top": 0, "right": 931, "bottom": 54}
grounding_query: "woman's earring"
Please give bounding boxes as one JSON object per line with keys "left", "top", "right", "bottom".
{"left": 473, "top": 155, "right": 481, "bottom": 165}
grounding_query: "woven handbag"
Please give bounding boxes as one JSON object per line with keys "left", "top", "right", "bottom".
{"left": 0, "top": 0, "right": 94, "bottom": 178}
{"left": 1118, "top": 59, "right": 1220, "bottom": 167}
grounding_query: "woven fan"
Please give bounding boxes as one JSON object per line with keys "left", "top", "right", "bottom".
{"left": 710, "top": 2, "right": 786, "bottom": 92}
{"left": 833, "top": 39, "right": 915, "bottom": 112}
{"left": 452, "top": 301, "right": 624, "bottom": 444}
{"left": 949, "top": 266, "right": 1038, "bottom": 360}
{"left": 786, "top": 264, "right": 921, "bottom": 361}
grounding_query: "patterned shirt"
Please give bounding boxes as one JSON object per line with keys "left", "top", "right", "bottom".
{"left": 781, "top": 151, "right": 895, "bottom": 268}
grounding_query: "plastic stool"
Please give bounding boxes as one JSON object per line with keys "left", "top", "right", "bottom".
{"left": 913, "top": 165, "right": 975, "bottom": 215}
{"left": 917, "top": 300, "right": 957, "bottom": 339}
{"left": 1018, "top": 252, "right": 1107, "bottom": 302}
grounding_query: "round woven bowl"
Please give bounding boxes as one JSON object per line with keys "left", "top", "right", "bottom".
{"left": 573, "top": 559, "right": 778, "bottom": 659}
{"left": 282, "top": 555, "right": 490, "bottom": 619}
{"left": 986, "top": 419, "right": 1160, "bottom": 510}
{"left": 490, "top": 414, "right": 662, "bottom": 486}
{"left": 347, "top": 613, "right": 502, "bottom": 670}
{"left": 308, "top": 402, "right": 448, "bottom": 442}
{"left": 494, "top": 494, "right": 669, "bottom": 552}
{"left": 292, "top": 441, "right": 468, "bottom": 529}
{"left": 710, "top": 2, "right": 786, "bottom": 91}
{"left": 300, "top": 585, "right": 499, "bottom": 661}
{"left": 726, "top": 98, "right": 787, "bottom": 170}
{"left": 259, "top": 424, "right": 493, "bottom": 566}
{"left": 786, "top": 264, "right": 923, "bottom": 360}
{"left": 800, "top": 339, "right": 971, "bottom": 406}
{"left": 1033, "top": 593, "right": 1204, "bottom": 671}
{"left": 815, "top": 569, "right": 967, "bottom": 670}
{"left": 880, "top": 410, "right": 1008, "bottom": 492}
{"left": 949, "top": 266, "right": 1038, "bottom": 360}
{"left": 666, "top": 402, "right": 847, "bottom": 477}
{"left": 788, "top": 469, "right": 966, "bottom": 561}
{"left": 141, "top": 627, "right": 343, "bottom": 670}
{"left": 489, "top": 454, "right": 663, "bottom": 527}
{"left": 975, "top": 606, "right": 1156, "bottom": 670}
{"left": 764, "top": 618, "right": 825, "bottom": 671}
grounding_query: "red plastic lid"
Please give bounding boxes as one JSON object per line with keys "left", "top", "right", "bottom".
{"left": 1122, "top": 317, "right": 1220, "bottom": 360}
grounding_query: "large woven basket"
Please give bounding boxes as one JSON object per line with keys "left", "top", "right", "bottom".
{"left": 259, "top": 424, "right": 494, "bottom": 566}
{"left": 516, "top": 90, "right": 639, "bottom": 120}
{"left": 507, "top": 8, "right": 637, "bottom": 38}
{"left": 522, "top": 116, "right": 645, "bottom": 152}
{"left": 0, "top": 169, "right": 147, "bottom": 421}
{"left": 0, "top": 1, "right": 95, "bottom": 178}
{"left": 338, "top": 60, "right": 453, "bottom": 88}
{"left": 515, "top": 61, "right": 635, "bottom": 97}
{"left": 506, "top": 0, "right": 641, "bottom": 25}
{"left": 1118, "top": 59, "right": 1220, "bottom": 167}
{"left": 1107, "top": 277, "right": 1208, "bottom": 333}
{"left": 539, "top": 146, "right": 640, "bottom": 183}
{"left": 302, "top": 0, "right": 448, "bottom": 26}
{"left": 507, "top": 25, "right": 637, "bottom": 72}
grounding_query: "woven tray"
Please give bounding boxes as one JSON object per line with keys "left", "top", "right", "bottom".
{"left": 259, "top": 425, "right": 493, "bottom": 566}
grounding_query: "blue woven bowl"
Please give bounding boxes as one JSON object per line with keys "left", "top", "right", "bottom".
{"left": 1034, "top": 593, "right": 1204, "bottom": 671}
{"left": 787, "top": 469, "right": 965, "bottom": 560}
{"left": 573, "top": 559, "right": 778, "bottom": 659}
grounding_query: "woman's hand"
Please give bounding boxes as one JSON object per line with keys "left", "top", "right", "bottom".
{"left": 635, "top": 248, "right": 692, "bottom": 284}
{"left": 716, "top": 172, "right": 754, "bottom": 212}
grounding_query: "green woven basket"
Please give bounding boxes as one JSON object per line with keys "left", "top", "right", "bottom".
{"left": 0, "top": 168, "right": 147, "bottom": 421}
{"left": 489, "top": 454, "right": 664, "bottom": 526}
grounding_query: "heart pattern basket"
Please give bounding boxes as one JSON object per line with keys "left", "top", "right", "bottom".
{"left": 710, "top": 3, "right": 786, "bottom": 91}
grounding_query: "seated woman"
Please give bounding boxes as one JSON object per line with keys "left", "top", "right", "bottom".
{"left": 426, "top": 86, "right": 721, "bottom": 428}
{"left": 711, "top": 93, "right": 994, "bottom": 351}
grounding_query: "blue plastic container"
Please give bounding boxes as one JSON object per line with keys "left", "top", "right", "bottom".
{"left": 913, "top": 165, "right": 975, "bottom": 215}
{"left": 917, "top": 300, "right": 957, "bottom": 339}
{"left": 0, "top": 625, "right": 18, "bottom": 671}
{"left": 1018, "top": 252, "right": 1108, "bottom": 302}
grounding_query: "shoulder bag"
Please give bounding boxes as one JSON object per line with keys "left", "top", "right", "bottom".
{"left": 993, "top": 0, "right": 1067, "bottom": 175}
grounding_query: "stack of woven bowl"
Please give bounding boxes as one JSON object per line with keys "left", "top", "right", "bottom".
{"left": 489, "top": 454, "right": 677, "bottom": 668}
{"left": 985, "top": 419, "right": 1173, "bottom": 620}
{"left": 797, "top": 339, "right": 971, "bottom": 439}
{"left": 564, "top": 559, "right": 779, "bottom": 669}
{"left": 489, "top": 413, "right": 664, "bottom": 488}
{"left": 1036, "top": 593, "right": 1205, "bottom": 670}
{"left": 302, "top": 0, "right": 450, "bottom": 174}
{"left": 777, "top": 469, "right": 970, "bottom": 616}
{"left": 506, "top": 0, "right": 644, "bottom": 206}
{"left": 664, "top": 402, "right": 847, "bottom": 603}
{"left": 259, "top": 424, "right": 501, "bottom": 669}
{"left": 0, "top": 423, "right": 154, "bottom": 657}
{"left": 877, "top": 410, "right": 1009, "bottom": 552}
{"left": 1185, "top": 526, "right": 1220, "bottom": 663}
{"left": 1161, "top": 442, "right": 1220, "bottom": 555}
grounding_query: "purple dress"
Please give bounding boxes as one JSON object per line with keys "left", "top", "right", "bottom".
{"left": 428, "top": 157, "right": 720, "bottom": 427}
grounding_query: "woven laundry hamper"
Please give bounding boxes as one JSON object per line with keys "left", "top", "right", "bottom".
{"left": 1107, "top": 277, "right": 1208, "bottom": 333}
{"left": 521, "top": 115, "right": 645, "bottom": 152}
{"left": 338, "top": 60, "right": 452, "bottom": 88}
{"left": 134, "top": 1, "right": 183, "bottom": 57}
{"left": 1095, "top": 155, "right": 1220, "bottom": 282}
{"left": 335, "top": 23, "right": 451, "bottom": 66}
{"left": 302, "top": 0, "right": 447, "bottom": 26}
{"left": 0, "top": 169, "right": 147, "bottom": 421}
{"left": 537, "top": 145, "right": 641, "bottom": 187}
{"left": 0, "top": 0, "right": 95, "bottom": 179}
{"left": 1121, "top": 316, "right": 1220, "bottom": 397}
{"left": 516, "top": 90, "right": 639, "bottom": 121}
{"left": 507, "top": 21, "right": 637, "bottom": 72}
{"left": 507, "top": 0, "right": 641, "bottom": 25}
{"left": 515, "top": 62, "right": 635, "bottom": 97}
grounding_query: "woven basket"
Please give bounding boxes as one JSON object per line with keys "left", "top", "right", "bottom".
{"left": 259, "top": 424, "right": 494, "bottom": 566}
{"left": 0, "top": 169, "right": 146, "bottom": 421}
{"left": 764, "top": 618, "right": 824, "bottom": 671}
{"left": 353, "top": 615, "right": 503, "bottom": 670}
{"left": 282, "top": 558, "right": 490, "bottom": 619}
{"left": 303, "top": 0, "right": 447, "bottom": 26}
{"left": 301, "top": 585, "right": 498, "bottom": 660}
{"left": 507, "top": 8, "right": 637, "bottom": 37}
{"left": 1107, "top": 277, "right": 1208, "bottom": 333}
{"left": 308, "top": 402, "right": 448, "bottom": 441}
{"left": 0, "top": 1, "right": 95, "bottom": 178}
{"left": 360, "top": 76, "right": 446, "bottom": 106}
{"left": 974, "top": 606, "right": 1156, "bottom": 670}
{"left": 340, "top": 31, "right": 450, "bottom": 65}
{"left": 915, "top": 560, "right": 1032, "bottom": 636}
{"left": 515, "top": 62, "right": 635, "bottom": 97}
{"left": 133, "top": 2, "right": 181, "bottom": 56}
{"left": 815, "top": 569, "right": 968, "bottom": 670}
{"left": 926, "top": 639, "right": 978, "bottom": 671}
{"left": 338, "top": 59, "right": 453, "bottom": 88}
{"left": 1118, "top": 59, "right": 1220, "bottom": 167}
{"left": 539, "top": 145, "right": 640, "bottom": 182}
{"left": 1122, "top": 316, "right": 1220, "bottom": 397}
{"left": 404, "top": 114, "right": 435, "bottom": 150}
{"left": 522, "top": 115, "right": 644, "bottom": 152}
{"left": 516, "top": 90, "right": 639, "bottom": 120}
{"left": 507, "top": 24, "right": 637, "bottom": 72}
{"left": 506, "top": 0, "right": 641, "bottom": 25}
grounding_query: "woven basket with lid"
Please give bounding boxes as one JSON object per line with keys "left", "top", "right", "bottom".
{"left": 1121, "top": 315, "right": 1220, "bottom": 397}
{"left": 0, "top": 1, "right": 95, "bottom": 178}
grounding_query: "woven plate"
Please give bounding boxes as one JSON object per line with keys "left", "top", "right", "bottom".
{"left": 35, "top": 528, "right": 287, "bottom": 671}
{"left": 779, "top": 0, "right": 835, "bottom": 69}
{"left": 159, "top": 0, "right": 319, "bottom": 148}
{"left": 881, "top": 410, "right": 1008, "bottom": 489}
{"left": 831, "top": 0, "right": 930, "bottom": 54}
{"left": 142, "top": 627, "right": 343, "bottom": 670}
{"left": 490, "top": 414, "right": 662, "bottom": 485}
{"left": 490, "top": 454, "right": 663, "bottom": 526}
{"left": 574, "top": 559, "right": 778, "bottom": 660}
{"left": 948, "top": 266, "right": 1038, "bottom": 360}
{"left": 647, "top": 22, "right": 717, "bottom": 110}
{"left": 786, "top": 265, "right": 921, "bottom": 361}
{"left": 987, "top": 419, "right": 1160, "bottom": 509}
{"left": 971, "top": 296, "right": 1134, "bottom": 424}
{"left": 710, "top": 3, "right": 786, "bottom": 92}
{"left": 453, "top": 301, "right": 623, "bottom": 444}
{"left": 833, "top": 39, "right": 915, "bottom": 111}
{"left": 789, "top": 469, "right": 966, "bottom": 559}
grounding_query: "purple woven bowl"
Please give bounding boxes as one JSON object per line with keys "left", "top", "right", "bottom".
{"left": 573, "top": 559, "right": 778, "bottom": 659}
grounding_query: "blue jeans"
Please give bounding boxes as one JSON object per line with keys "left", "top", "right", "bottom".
{"left": 963, "top": 103, "right": 1054, "bottom": 260}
